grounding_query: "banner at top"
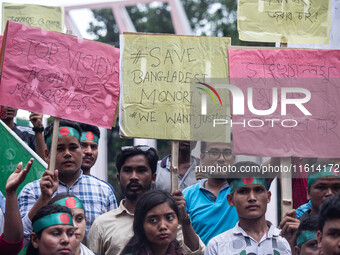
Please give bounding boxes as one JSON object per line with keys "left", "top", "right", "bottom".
{"left": 120, "top": 33, "right": 231, "bottom": 142}
{"left": 237, "top": 0, "right": 332, "bottom": 44}
{"left": 2, "top": 2, "right": 64, "bottom": 33}
{"left": 0, "top": 21, "right": 120, "bottom": 129}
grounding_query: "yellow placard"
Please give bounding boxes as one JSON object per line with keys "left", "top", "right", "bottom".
{"left": 238, "top": 0, "right": 332, "bottom": 44}
{"left": 2, "top": 2, "right": 64, "bottom": 33}
{"left": 120, "top": 33, "right": 231, "bottom": 142}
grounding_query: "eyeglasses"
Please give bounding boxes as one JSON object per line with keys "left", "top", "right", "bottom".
{"left": 121, "top": 145, "right": 152, "bottom": 152}
{"left": 205, "top": 149, "right": 233, "bottom": 160}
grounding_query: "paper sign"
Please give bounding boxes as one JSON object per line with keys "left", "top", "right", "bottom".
{"left": 120, "top": 33, "right": 231, "bottom": 142}
{"left": 2, "top": 2, "right": 64, "bottom": 33}
{"left": 0, "top": 21, "right": 120, "bottom": 129}
{"left": 238, "top": 0, "right": 332, "bottom": 44}
{"left": 228, "top": 47, "right": 340, "bottom": 157}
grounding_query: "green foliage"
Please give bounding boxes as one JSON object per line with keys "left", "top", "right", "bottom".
{"left": 86, "top": 0, "right": 274, "bottom": 47}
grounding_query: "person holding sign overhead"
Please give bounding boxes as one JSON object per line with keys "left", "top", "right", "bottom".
{"left": 18, "top": 119, "right": 117, "bottom": 245}
{"left": 1, "top": 106, "right": 46, "bottom": 159}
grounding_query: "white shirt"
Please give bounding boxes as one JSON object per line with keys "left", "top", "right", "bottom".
{"left": 205, "top": 221, "right": 291, "bottom": 255}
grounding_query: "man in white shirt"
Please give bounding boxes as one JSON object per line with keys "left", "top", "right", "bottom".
{"left": 205, "top": 161, "right": 291, "bottom": 255}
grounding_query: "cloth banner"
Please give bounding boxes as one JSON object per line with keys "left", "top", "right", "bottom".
{"left": 0, "top": 21, "right": 120, "bottom": 128}
{"left": 228, "top": 47, "right": 340, "bottom": 157}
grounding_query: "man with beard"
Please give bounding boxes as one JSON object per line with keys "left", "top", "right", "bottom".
{"left": 154, "top": 141, "right": 199, "bottom": 192}
{"left": 183, "top": 142, "right": 238, "bottom": 245}
{"left": 88, "top": 145, "right": 205, "bottom": 255}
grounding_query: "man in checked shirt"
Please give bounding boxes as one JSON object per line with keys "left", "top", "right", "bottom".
{"left": 18, "top": 119, "right": 117, "bottom": 245}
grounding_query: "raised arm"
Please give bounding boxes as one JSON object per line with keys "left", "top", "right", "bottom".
{"left": 3, "top": 159, "right": 33, "bottom": 242}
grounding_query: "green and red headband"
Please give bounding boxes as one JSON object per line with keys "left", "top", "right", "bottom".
{"left": 297, "top": 230, "right": 317, "bottom": 248}
{"left": 32, "top": 212, "right": 73, "bottom": 233}
{"left": 80, "top": 131, "right": 99, "bottom": 144}
{"left": 307, "top": 166, "right": 340, "bottom": 189}
{"left": 46, "top": 126, "right": 81, "bottom": 148}
{"left": 52, "top": 197, "right": 84, "bottom": 210}
{"left": 229, "top": 177, "right": 268, "bottom": 194}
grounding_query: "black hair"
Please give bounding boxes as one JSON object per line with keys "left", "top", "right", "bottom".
{"left": 296, "top": 215, "right": 318, "bottom": 239}
{"left": 44, "top": 119, "right": 82, "bottom": 151}
{"left": 116, "top": 146, "right": 159, "bottom": 174}
{"left": 26, "top": 204, "right": 72, "bottom": 255}
{"left": 318, "top": 193, "right": 340, "bottom": 232}
{"left": 120, "top": 190, "right": 180, "bottom": 255}
{"left": 78, "top": 122, "right": 101, "bottom": 139}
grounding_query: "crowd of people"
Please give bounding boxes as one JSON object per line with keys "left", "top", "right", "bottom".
{"left": 0, "top": 108, "right": 340, "bottom": 255}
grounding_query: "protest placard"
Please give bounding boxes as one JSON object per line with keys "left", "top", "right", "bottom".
{"left": 2, "top": 2, "right": 64, "bottom": 33}
{"left": 120, "top": 33, "right": 231, "bottom": 142}
{"left": 238, "top": 0, "right": 332, "bottom": 44}
{"left": 0, "top": 21, "right": 120, "bottom": 129}
{"left": 228, "top": 47, "right": 340, "bottom": 157}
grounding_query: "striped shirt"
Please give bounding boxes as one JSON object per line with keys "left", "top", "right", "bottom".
{"left": 18, "top": 171, "right": 117, "bottom": 244}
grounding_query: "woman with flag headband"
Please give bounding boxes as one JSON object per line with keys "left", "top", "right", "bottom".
{"left": 26, "top": 203, "right": 77, "bottom": 255}
{"left": 49, "top": 194, "right": 95, "bottom": 255}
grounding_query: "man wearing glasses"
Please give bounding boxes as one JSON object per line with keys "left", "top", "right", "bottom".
{"left": 183, "top": 141, "right": 238, "bottom": 245}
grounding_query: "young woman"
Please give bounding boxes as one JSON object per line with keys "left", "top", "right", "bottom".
{"left": 49, "top": 194, "right": 95, "bottom": 255}
{"left": 26, "top": 204, "right": 77, "bottom": 255}
{"left": 121, "top": 190, "right": 183, "bottom": 255}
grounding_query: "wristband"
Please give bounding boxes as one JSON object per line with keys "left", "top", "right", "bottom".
{"left": 32, "top": 126, "right": 44, "bottom": 133}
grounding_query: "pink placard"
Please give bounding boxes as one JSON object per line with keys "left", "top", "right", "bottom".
{"left": 0, "top": 21, "right": 120, "bottom": 128}
{"left": 228, "top": 48, "right": 340, "bottom": 157}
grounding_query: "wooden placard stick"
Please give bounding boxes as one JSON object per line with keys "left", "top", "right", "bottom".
{"left": 49, "top": 30, "right": 74, "bottom": 172}
{"left": 280, "top": 157, "right": 292, "bottom": 218}
{"left": 170, "top": 140, "right": 179, "bottom": 192}
{"left": 279, "top": 42, "right": 292, "bottom": 219}
{"left": 48, "top": 117, "right": 60, "bottom": 172}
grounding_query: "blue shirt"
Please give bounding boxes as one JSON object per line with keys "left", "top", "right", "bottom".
{"left": 296, "top": 201, "right": 312, "bottom": 218}
{"left": 183, "top": 179, "right": 238, "bottom": 245}
{"left": 18, "top": 171, "right": 117, "bottom": 244}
